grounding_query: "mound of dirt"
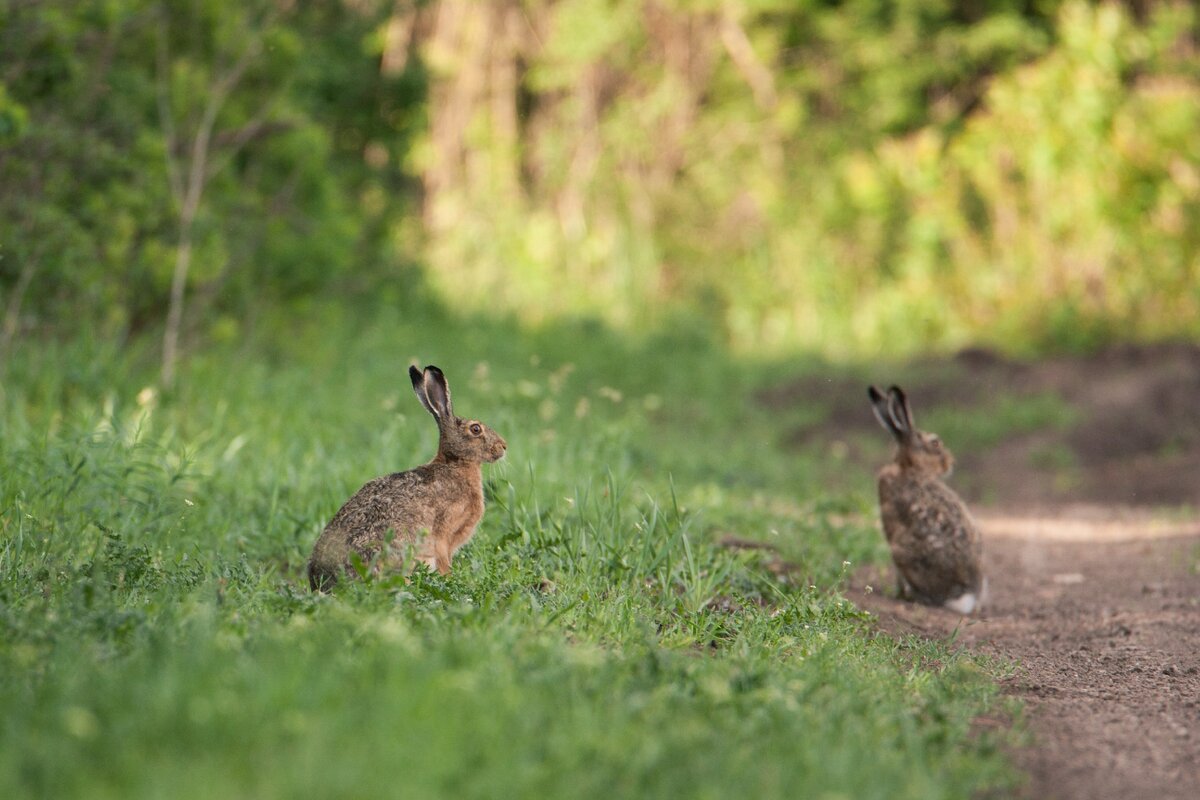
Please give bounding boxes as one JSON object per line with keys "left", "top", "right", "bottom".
{"left": 764, "top": 343, "right": 1200, "bottom": 508}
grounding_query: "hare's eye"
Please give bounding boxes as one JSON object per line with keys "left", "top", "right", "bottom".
{"left": 469, "top": 423, "right": 483, "bottom": 435}
{"left": 929, "top": 436, "right": 941, "bottom": 449}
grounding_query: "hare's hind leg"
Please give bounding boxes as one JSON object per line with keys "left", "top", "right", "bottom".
{"left": 422, "top": 537, "right": 453, "bottom": 575}
{"left": 431, "top": 536, "right": 453, "bottom": 574}
{"left": 415, "top": 528, "right": 454, "bottom": 574}
{"left": 414, "top": 549, "right": 444, "bottom": 573}
{"left": 308, "top": 561, "right": 338, "bottom": 592}
{"left": 413, "top": 535, "right": 441, "bottom": 574}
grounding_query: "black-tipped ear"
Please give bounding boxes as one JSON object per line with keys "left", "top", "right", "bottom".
{"left": 422, "top": 365, "right": 453, "bottom": 419}
{"left": 888, "top": 385, "right": 914, "bottom": 433}
{"left": 410, "top": 365, "right": 438, "bottom": 418}
{"left": 868, "top": 385, "right": 902, "bottom": 440}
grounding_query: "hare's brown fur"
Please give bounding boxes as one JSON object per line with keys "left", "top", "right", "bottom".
{"left": 308, "top": 365, "right": 506, "bottom": 590}
{"left": 869, "top": 385, "right": 984, "bottom": 613}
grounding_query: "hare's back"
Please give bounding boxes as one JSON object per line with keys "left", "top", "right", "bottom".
{"left": 308, "top": 468, "right": 443, "bottom": 590}
{"left": 880, "top": 477, "right": 982, "bottom": 595}
{"left": 326, "top": 468, "right": 440, "bottom": 544}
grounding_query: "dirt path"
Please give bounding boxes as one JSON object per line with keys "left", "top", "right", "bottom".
{"left": 847, "top": 507, "right": 1200, "bottom": 800}
{"left": 764, "top": 345, "right": 1200, "bottom": 796}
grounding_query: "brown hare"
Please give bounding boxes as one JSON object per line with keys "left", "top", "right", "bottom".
{"left": 868, "top": 385, "right": 984, "bottom": 614}
{"left": 308, "top": 365, "right": 507, "bottom": 591}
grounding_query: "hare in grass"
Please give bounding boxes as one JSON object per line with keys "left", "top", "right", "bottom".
{"left": 867, "top": 385, "right": 984, "bottom": 614}
{"left": 308, "top": 365, "right": 507, "bottom": 591}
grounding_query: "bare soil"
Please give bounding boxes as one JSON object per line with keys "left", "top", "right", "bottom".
{"left": 764, "top": 341, "right": 1200, "bottom": 508}
{"left": 848, "top": 513, "right": 1200, "bottom": 800}
{"left": 768, "top": 345, "right": 1200, "bottom": 799}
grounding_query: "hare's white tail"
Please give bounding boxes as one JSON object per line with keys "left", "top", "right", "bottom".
{"left": 944, "top": 591, "right": 978, "bottom": 615}
{"left": 943, "top": 576, "right": 987, "bottom": 615}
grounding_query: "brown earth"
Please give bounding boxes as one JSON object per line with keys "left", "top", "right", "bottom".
{"left": 847, "top": 513, "right": 1200, "bottom": 800}
{"left": 764, "top": 341, "right": 1200, "bottom": 508}
{"left": 767, "top": 344, "right": 1200, "bottom": 799}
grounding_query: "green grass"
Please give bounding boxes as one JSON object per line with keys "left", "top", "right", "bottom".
{"left": 0, "top": 303, "right": 1019, "bottom": 799}
{"left": 923, "top": 393, "right": 1078, "bottom": 452}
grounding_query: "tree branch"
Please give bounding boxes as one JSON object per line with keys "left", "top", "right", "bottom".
{"left": 211, "top": 119, "right": 293, "bottom": 150}
{"left": 155, "top": 15, "right": 184, "bottom": 206}
{"left": 160, "top": 16, "right": 267, "bottom": 387}
{"left": 204, "top": 94, "right": 290, "bottom": 183}
{"left": 718, "top": 7, "right": 777, "bottom": 112}
{"left": 0, "top": 246, "right": 42, "bottom": 358}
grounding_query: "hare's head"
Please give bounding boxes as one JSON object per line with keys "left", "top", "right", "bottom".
{"left": 410, "top": 365, "right": 507, "bottom": 464}
{"left": 868, "top": 385, "right": 954, "bottom": 478}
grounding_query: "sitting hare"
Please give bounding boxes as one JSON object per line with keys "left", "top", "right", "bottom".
{"left": 308, "top": 365, "right": 507, "bottom": 590}
{"left": 867, "top": 385, "right": 984, "bottom": 614}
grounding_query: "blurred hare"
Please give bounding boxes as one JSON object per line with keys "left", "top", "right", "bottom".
{"left": 308, "top": 365, "right": 507, "bottom": 590}
{"left": 867, "top": 385, "right": 984, "bottom": 614}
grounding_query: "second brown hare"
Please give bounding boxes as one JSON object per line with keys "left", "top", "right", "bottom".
{"left": 307, "top": 365, "right": 507, "bottom": 591}
{"left": 867, "top": 385, "right": 984, "bottom": 614}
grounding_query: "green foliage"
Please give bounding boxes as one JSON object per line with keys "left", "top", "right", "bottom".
{"left": 0, "top": 305, "right": 1019, "bottom": 798}
{"left": 415, "top": 0, "right": 1200, "bottom": 355}
{"left": 0, "top": 83, "right": 27, "bottom": 143}
{"left": 0, "top": 0, "right": 419, "bottom": 344}
{"left": 413, "top": 0, "right": 1057, "bottom": 344}
{"left": 924, "top": 393, "right": 1078, "bottom": 451}
{"left": 833, "top": 2, "right": 1200, "bottom": 354}
{"left": 3, "top": 1, "right": 1198, "bottom": 358}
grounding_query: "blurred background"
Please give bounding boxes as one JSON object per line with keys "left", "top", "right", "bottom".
{"left": 3, "top": 7, "right": 1199, "bottom": 796}
{"left": 3, "top": 0, "right": 1199, "bottom": 379}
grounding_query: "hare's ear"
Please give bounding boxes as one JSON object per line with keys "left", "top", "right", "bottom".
{"left": 410, "top": 365, "right": 439, "bottom": 419}
{"left": 869, "top": 385, "right": 903, "bottom": 440}
{"left": 422, "top": 365, "right": 454, "bottom": 419}
{"left": 887, "top": 385, "right": 914, "bottom": 434}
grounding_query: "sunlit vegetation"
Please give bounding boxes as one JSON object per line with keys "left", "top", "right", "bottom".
{"left": 1, "top": 307, "right": 1020, "bottom": 798}
{"left": 3, "top": 1, "right": 1195, "bottom": 796}
{"left": 2, "top": 2, "right": 1198, "bottom": 363}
